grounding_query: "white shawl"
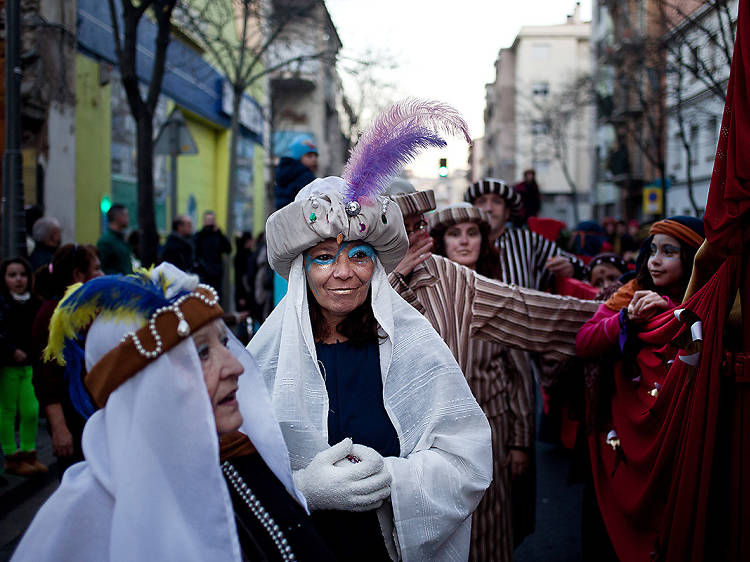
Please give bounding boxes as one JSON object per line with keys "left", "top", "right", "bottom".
{"left": 12, "top": 330, "right": 298, "bottom": 561}
{"left": 245, "top": 255, "right": 493, "bottom": 561}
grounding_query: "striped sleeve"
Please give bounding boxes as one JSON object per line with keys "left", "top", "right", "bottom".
{"left": 470, "top": 273, "right": 601, "bottom": 360}
{"left": 505, "top": 352, "right": 534, "bottom": 449}
{"left": 388, "top": 271, "right": 426, "bottom": 314}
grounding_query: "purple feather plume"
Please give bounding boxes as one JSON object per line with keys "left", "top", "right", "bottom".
{"left": 342, "top": 98, "right": 471, "bottom": 203}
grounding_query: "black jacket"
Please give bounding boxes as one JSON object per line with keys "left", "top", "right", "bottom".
{"left": 274, "top": 157, "right": 316, "bottom": 210}
{"left": 194, "top": 227, "right": 231, "bottom": 280}
{"left": 29, "top": 243, "right": 57, "bottom": 272}
{"left": 160, "top": 233, "right": 195, "bottom": 273}
{"left": 0, "top": 293, "right": 42, "bottom": 367}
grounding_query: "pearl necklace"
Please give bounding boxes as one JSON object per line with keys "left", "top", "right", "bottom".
{"left": 222, "top": 461, "right": 296, "bottom": 561}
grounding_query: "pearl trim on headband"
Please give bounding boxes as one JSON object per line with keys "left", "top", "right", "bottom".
{"left": 120, "top": 284, "right": 220, "bottom": 359}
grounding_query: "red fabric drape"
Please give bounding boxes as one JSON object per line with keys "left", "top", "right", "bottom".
{"left": 589, "top": 2, "right": 749, "bottom": 559}
{"left": 589, "top": 257, "right": 739, "bottom": 560}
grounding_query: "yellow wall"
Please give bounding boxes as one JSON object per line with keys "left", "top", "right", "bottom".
{"left": 253, "top": 145, "right": 266, "bottom": 235}
{"left": 213, "top": 128, "right": 230, "bottom": 230}
{"left": 177, "top": 114, "right": 234, "bottom": 231}
{"left": 75, "top": 55, "right": 111, "bottom": 244}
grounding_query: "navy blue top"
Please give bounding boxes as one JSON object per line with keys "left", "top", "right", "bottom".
{"left": 315, "top": 340, "right": 400, "bottom": 458}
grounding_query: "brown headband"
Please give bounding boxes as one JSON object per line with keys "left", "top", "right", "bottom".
{"left": 84, "top": 286, "right": 223, "bottom": 408}
{"left": 649, "top": 219, "right": 704, "bottom": 249}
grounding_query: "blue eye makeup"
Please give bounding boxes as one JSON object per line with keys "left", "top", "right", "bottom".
{"left": 347, "top": 244, "right": 376, "bottom": 262}
{"left": 304, "top": 242, "right": 375, "bottom": 270}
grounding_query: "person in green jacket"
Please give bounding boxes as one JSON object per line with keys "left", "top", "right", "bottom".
{"left": 97, "top": 204, "right": 133, "bottom": 275}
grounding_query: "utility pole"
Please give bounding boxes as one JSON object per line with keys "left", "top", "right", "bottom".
{"left": 2, "top": 0, "right": 26, "bottom": 259}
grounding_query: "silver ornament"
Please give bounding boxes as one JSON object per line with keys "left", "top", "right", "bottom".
{"left": 345, "top": 200, "right": 361, "bottom": 216}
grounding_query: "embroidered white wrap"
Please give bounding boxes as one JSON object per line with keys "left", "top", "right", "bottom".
{"left": 245, "top": 256, "right": 493, "bottom": 561}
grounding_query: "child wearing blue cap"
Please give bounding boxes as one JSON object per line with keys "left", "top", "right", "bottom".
{"left": 274, "top": 134, "right": 318, "bottom": 210}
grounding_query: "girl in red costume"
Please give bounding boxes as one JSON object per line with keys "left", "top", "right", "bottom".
{"left": 575, "top": 215, "right": 705, "bottom": 560}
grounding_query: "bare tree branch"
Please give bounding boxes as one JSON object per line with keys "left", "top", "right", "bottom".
{"left": 146, "top": 0, "right": 178, "bottom": 112}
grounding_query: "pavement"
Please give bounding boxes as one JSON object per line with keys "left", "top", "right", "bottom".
{"left": 0, "top": 421, "right": 59, "bottom": 561}
{"left": 514, "top": 442, "right": 584, "bottom": 561}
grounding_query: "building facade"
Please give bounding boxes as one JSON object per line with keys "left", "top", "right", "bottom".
{"left": 663, "top": 0, "right": 736, "bottom": 216}
{"left": 268, "top": 0, "right": 348, "bottom": 187}
{"left": 591, "top": 0, "right": 672, "bottom": 222}
{"left": 592, "top": 0, "right": 736, "bottom": 221}
{"left": 483, "top": 4, "right": 592, "bottom": 226}
{"left": 1, "top": 0, "right": 300, "bottom": 250}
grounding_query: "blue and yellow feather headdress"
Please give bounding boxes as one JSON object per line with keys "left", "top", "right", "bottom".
{"left": 44, "top": 269, "right": 185, "bottom": 418}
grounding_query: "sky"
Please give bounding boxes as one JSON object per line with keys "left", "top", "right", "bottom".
{"left": 326, "top": 0, "right": 593, "bottom": 178}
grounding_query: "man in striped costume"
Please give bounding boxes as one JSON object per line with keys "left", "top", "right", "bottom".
{"left": 465, "top": 177, "right": 585, "bottom": 547}
{"left": 464, "top": 177, "right": 583, "bottom": 290}
{"left": 386, "top": 182, "right": 599, "bottom": 560}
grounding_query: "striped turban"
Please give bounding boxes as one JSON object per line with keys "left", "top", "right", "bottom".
{"left": 463, "top": 178, "right": 523, "bottom": 217}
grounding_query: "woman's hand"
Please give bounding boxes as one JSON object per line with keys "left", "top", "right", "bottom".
{"left": 394, "top": 232, "right": 433, "bottom": 277}
{"left": 627, "top": 290, "right": 671, "bottom": 323}
{"left": 12, "top": 349, "right": 27, "bottom": 363}
{"left": 293, "top": 438, "right": 392, "bottom": 512}
{"left": 505, "top": 450, "right": 530, "bottom": 479}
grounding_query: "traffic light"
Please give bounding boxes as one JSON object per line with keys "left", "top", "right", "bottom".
{"left": 100, "top": 195, "right": 112, "bottom": 214}
{"left": 438, "top": 158, "right": 448, "bottom": 177}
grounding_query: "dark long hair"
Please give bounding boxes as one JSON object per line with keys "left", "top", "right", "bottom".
{"left": 1, "top": 257, "right": 34, "bottom": 299}
{"left": 431, "top": 220, "right": 502, "bottom": 279}
{"left": 307, "top": 287, "right": 381, "bottom": 346}
{"left": 34, "top": 244, "right": 99, "bottom": 300}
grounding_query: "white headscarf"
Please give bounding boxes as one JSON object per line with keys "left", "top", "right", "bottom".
{"left": 245, "top": 256, "right": 493, "bottom": 561}
{"left": 12, "top": 266, "right": 299, "bottom": 561}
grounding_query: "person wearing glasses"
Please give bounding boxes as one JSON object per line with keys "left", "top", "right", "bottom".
{"left": 385, "top": 181, "right": 597, "bottom": 369}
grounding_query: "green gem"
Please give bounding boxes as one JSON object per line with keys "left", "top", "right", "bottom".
{"left": 310, "top": 212, "right": 317, "bottom": 223}
{"left": 381, "top": 214, "right": 387, "bottom": 224}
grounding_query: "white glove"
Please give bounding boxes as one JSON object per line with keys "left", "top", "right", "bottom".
{"left": 293, "top": 438, "right": 392, "bottom": 512}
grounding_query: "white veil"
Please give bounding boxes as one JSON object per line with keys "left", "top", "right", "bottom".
{"left": 245, "top": 255, "right": 493, "bottom": 561}
{"left": 13, "top": 305, "right": 297, "bottom": 561}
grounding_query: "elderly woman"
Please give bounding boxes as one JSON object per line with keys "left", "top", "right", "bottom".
{"left": 246, "top": 100, "right": 493, "bottom": 561}
{"left": 427, "top": 203, "right": 531, "bottom": 561}
{"left": 12, "top": 265, "right": 332, "bottom": 561}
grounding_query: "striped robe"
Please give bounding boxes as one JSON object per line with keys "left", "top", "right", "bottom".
{"left": 389, "top": 255, "right": 599, "bottom": 561}
{"left": 496, "top": 226, "right": 584, "bottom": 546}
{"left": 497, "top": 227, "right": 584, "bottom": 290}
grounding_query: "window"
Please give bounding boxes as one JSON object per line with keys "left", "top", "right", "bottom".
{"left": 532, "top": 159, "right": 550, "bottom": 175}
{"left": 691, "top": 46, "right": 700, "bottom": 79}
{"left": 531, "top": 43, "right": 551, "bottom": 60}
{"left": 705, "top": 35, "right": 717, "bottom": 72}
{"left": 531, "top": 81, "right": 549, "bottom": 96}
{"left": 671, "top": 132, "right": 682, "bottom": 171}
{"left": 689, "top": 125, "right": 699, "bottom": 165}
{"left": 531, "top": 120, "right": 549, "bottom": 136}
{"left": 705, "top": 116, "right": 718, "bottom": 162}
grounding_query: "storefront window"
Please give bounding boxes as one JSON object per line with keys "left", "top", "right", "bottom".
{"left": 233, "top": 134, "right": 255, "bottom": 234}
